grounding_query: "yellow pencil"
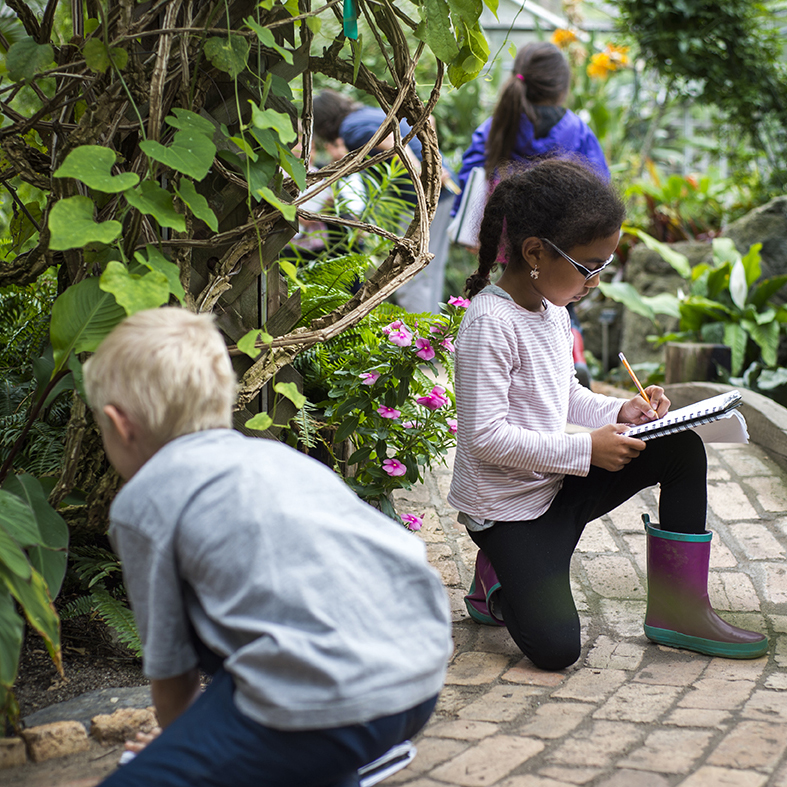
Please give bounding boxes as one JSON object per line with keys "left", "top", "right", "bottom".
{"left": 618, "top": 352, "right": 654, "bottom": 411}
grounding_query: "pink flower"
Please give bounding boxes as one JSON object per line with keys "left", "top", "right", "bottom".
{"left": 401, "top": 513, "right": 423, "bottom": 531}
{"left": 415, "top": 337, "right": 435, "bottom": 361}
{"left": 382, "top": 458, "right": 407, "bottom": 476}
{"left": 388, "top": 329, "right": 412, "bottom": 347}
{"left": 360, "top": 371, "right": 380, "bottom": 385}
{"left": 401, "top": 421, "right": 418, "bottom": 429}
{"left": 429, "top": 325, "right": 444, "bottom": 335}
{"left": 447, "top": 418, "right": 458, "bottom": 434}
{"left": 382, "top": 320, "right": 405, "bottom": 335}
{"left": 377, "top": 406, "right": 401, "bottom": 419}
{"left": 440, "top": 336, "right": 455, "bottom": 353}
{"left": 416, "top": 385, "right": 450, "bottom": 410}
{"left": 448, "top": 296, "right": 470, "bottom": 308}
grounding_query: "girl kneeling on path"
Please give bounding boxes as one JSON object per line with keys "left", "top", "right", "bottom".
{"left": 447, "top": 158, "right": 768, "bottom": 670}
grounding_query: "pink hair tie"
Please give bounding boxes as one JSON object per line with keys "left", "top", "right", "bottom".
{"left": 516, "top": 74, "right": 525, "bottom": 81}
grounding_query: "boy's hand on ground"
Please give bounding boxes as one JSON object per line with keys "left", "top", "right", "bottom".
{"left": 590, "top": 424, "right": 646, "bottom": 472}
{"left": 125, "top": 727, "right": 162, "bottom": 753}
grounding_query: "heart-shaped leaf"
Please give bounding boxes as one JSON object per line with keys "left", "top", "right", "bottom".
{"left": 134, "top": 245, "right": 186, "bottom": 304}
{"left": 54, "top": 146, "right": 139, "bottom": 193}
{"left": 100, "top": 261, "right": 171, "bottom": 314}
{"left": 124, "top": 182, "right": 186, "bottom": 232}
{"left": 203, "top": 35, "right": 250, "bottom": 77}
{"left": 48, "top": 196, "right": 122, "bottom": 251}
{"left": 6, "top": 38, "right": 54, "bottom": 81}
{"left": 176, "top": 179, "right": 219, "bottom": 232}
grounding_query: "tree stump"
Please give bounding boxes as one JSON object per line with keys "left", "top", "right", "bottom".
{"left": 664, "top": 342, "right": 732, "bottom": 384}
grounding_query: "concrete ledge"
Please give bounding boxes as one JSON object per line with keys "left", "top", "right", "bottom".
{"left": 665, "top": 382, "right": 787, "bottom": 469}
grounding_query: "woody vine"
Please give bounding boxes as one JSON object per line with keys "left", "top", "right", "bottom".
{"left": 0, "top": 0, "right": 495, "bottom": 729}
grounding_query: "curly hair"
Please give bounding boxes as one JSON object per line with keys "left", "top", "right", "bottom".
{"left": 465, "top": 158, "right": 626, "bottom": 298}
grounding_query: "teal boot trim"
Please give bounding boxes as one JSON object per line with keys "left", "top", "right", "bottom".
{"left": 644, "top": 624, "right": 769, "bottom": 659}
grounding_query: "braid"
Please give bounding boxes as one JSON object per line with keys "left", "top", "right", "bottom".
{"left": 465, "top": 159, "right": 625, "bottom": 296}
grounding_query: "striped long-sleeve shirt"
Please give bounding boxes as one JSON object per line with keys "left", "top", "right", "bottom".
{"left": 447, "top": 286, "right": 625, "bottom": 524}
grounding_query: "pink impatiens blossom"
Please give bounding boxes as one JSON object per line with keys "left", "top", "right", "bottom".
{"left": 440, "top": 336, "right": 455, "bottom": 353}
{"left": 382, "top": 319, "right": 405, "bottom": 335}
{"left": 388, "top": 329, "right": 412, "bottom": 347}
{"left": 377, "top": 406, "right": 401, "bottom": 419}
{"left": 429, "top": 325, "right": 444, "bottom": 335}
{"left": 382, "top": 458, "right": 407, "bottom": 476}
{"left": 401, "top": 421, "right": 418, "bottom": 429}
{"left": 448, "top": 295, "right": 470, "bottom": 308}
{"left": 414, "top": 337, "right": 435, "bottom": 361}
{"left": 447, "top": 418, "right": 458, "bottom": 434}
{"left": 416, "top": 385, "right": 450, "bottom": 410}
{"left": 401, "top": 513, "right": 423, "bottom": 531}
{"left": 360, "top": 371, "right": 381, "bottom": 385}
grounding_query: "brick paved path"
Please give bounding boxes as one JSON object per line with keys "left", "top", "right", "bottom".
{"left": 390, "top": 438, "right": 787, "bottom": 787}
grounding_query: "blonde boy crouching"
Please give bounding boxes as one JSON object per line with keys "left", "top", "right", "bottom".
{"left": 84, "top": 308, "right": 453, "bottom": 787}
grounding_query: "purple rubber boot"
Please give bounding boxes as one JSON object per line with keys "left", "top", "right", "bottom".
{"left": 464, "top": 550, "right": 505, "bottom": 626}
{"left": 643, "top": 515, "right": 768, "bottom": 658}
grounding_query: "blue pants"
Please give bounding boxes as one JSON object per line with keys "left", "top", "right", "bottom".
{"left": 100, "top": 669, "right": 437, "bottom": 787}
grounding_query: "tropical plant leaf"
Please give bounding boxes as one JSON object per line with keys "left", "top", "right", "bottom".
{"left": 47, "top": 196, "right": 122, "bottom": 251}
{"left": 598, "top": 282, "right": 656, "bottom": 323}
{"left": 175, "top": 179, "right": 219, "bottom": 232}
{"left": 6, "top": 38, "right": 54, "bottom": 81}
{"left": 237, "top": 328, "right": 273, "bottom": 359}
{"left": 54, "top": 146, "right": 139, "bottom": 193}
{"left": 249, "top": 103, "right": 297, "bottom": 145}
{"left": 139, "top": 132, "right": 216, "bottom": 181}
{"left": 417, "top": 0, "right": 459, "bottom": 63}
{"left": 623, "top": 226, "right": 692, "bottom": 277}
{"left": 0, "top": 489, "right": 41, "bottom": 547}
{"left": 256, "top": 186, "right": 296, "bottom": 221}
{"left": 134, "top": 246, "right": 186, "bottom": 304}
{"left": 50, "top": 276, "right": 126, "bottom": 371}
{"left": 99, "top": 261, "right": 170, "bottom": 315}
{"left": 83, "top": 39, "right": 128, "bottom": 72}
{"left": 0, "top": 526, "right": 32, "bottom": 580}
{"left": 203, "top": 35, "right": 250, "bottom": 77}
{"left": 3, "top": 474, "right": 68, "bottom": 596}
{"left": 274, "top": 381, "right": 306, "bottom": 409}
{"left": 124, "top": 181, "right": 186, "bottom": 232}
{"left": 0, "top": 563, "right": 61, "bottom": 675}
{"left": 0, "top": 592, "right": 24, "bottom": 688}
{"left": 245, "top": 18, "right": 294, "bottom": 64}
{"left": 245, "top": 412, "right": 273, "bottom": 431}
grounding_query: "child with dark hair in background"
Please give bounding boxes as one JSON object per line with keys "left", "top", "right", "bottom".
{"left": 448, "top": 158, "right": 768, "bottom": 671}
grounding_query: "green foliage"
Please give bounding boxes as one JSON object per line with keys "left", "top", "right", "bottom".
{"left": 600, "top": 234, "right": 787, "bottom": 377}
{"left": 615, "top": 0, "right": 787, "bottom": 187}
{"left": 61, "top": 546, "right": 142, "bottom": 657}
{"left": 0, "top": 474, "right": 68, "bottom": 731}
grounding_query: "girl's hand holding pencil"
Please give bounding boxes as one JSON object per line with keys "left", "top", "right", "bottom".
{"left": 617, "top": 353, "right": 669, "bottom": 423}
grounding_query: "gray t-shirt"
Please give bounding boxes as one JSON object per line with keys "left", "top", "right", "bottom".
{"left": 109, "top": 429, "right": 452, "bottom": 731}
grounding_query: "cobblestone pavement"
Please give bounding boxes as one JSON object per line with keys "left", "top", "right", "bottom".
{"left": 390, "top": 437, "right": 787, "bottom": 787}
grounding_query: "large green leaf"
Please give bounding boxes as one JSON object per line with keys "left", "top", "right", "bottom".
{"left": 54, "top": 146, "right": 140, "bottom": 193}
{"left": 745, "top": 318, "right": 779, "bottom": 368}
{"left": 274, "top": 381, "right": 306, "bottom": 409}
{"left": 140, "top": 132, "right": 216, "bottom": 181}
{"left": 245, "top": 412, "right": 273, "bottom": 431}
{"left": 50, "top": 276, "right": 126, "bottom": 370}
{"left": 723, "top": 322, "right": 748, "bottom": 377}
{"left": 203, "top": 35, "right": 250, "bottom": 77}
{"left": 175, "top": 178, "right": 219, "bottom": 232}
{"left": 83, "top": 39, "right": 128, "bottom": 73}
{"left": 249, "top": 103, "right": 296, "bottom": 145}
{"left": 48, "top": 196, "right": 123, "bottom": 251}
{"left": 0, "top": 527, "right": 32, "bottom": 580}
{"left": 0, "top": 564, "right": 61, "bottom": 674}
{"left": 3, "top": 475, "right": 68, "bottom": 597}
{"left": 100, "top": 260, "right": 171, "bottom": 315}
{"left": 418, "top": 0, "right": 459, "bottom": 63}
{"left": 0, "top": 490, "right": 41, "bottom": 548}
{"left": 135, "top": 245, "right": 186, "bottom": 304}
{"left": 6, "top": 38, "right": 54, "bottom": 81}
{"left": 124, "top": 181, "right": 186, "bottom": 232}
{"left": 245, "top": 18, "right": 294, "bottom": 64}
{"left": 598, "top": 281, "right": 656, "bottom": 323}
{"left": 256, "top": 186, "right": 296, "bottom": 221}
{"left": 0, "top": 592, "right": 24, "bottom": 688}
{"left": 623, "top": 226, "right": 691, "bottom": 278}
{"left": 276, "top": 144, "right": 307, "bottom": 191}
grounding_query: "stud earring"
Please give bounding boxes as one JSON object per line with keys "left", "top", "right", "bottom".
{"left": 530, "top": 266, "right": 539, "bottom": 280}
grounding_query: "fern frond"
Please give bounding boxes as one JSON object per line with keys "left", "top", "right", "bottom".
{"left": 91, "top": 586, "right": 142, "bottom": 657}
{"left": 59, "top": 595, "right": 95, "bottom": 620}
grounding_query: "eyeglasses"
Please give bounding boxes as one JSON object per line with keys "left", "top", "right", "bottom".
{"left": 541, "top": 238, "right": 616, "bottom": 281}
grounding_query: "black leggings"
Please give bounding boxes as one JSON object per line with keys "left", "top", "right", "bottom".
{"left": 469, "top": 430, "right": 707, "bottom": 671}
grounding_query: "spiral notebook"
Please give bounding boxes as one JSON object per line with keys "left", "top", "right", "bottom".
{"left": 624, "top": 390, "right": 748, "bottom": 443}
